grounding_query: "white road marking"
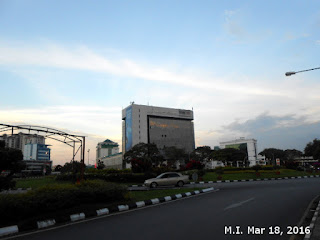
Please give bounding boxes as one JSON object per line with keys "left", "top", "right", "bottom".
{"left": 224, "top": 198, "right": 255, "bottom": 210}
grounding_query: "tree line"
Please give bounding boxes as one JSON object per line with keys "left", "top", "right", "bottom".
{"left": 124, "top": 138, "right": 320, "bottom": 172}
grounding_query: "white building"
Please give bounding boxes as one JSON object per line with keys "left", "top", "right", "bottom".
{"left": 0, "top": 133, "right": 45, "bottom": 156}
{"left": 23, "top": 144, "right": 51, "bottom": 161}
{"left": 99, "top": 153, "right": 123, "bottom": 169}
{"left": 96, "top": 139, "right": 119, "bottom": 161}
{"left": 122, "top": 103, "right": 195, "bottom": 156}
{"left": 23, "top": 143, "right": 52, "bottom": 173}
{"left": 219, "top": 138, "right": 258, "bottom": 166}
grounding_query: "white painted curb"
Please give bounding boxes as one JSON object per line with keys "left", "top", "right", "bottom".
{"left": 70, "top": 213, "right": 85, "bottom": 222}
{"left": 0, "top": 225, "right": 18, "bottom": 237}
{"left": 37, "top": 219, "right": 55, "bottom": 229}
{"left": 96, "top": 208, "right": 109, "bottom": 216}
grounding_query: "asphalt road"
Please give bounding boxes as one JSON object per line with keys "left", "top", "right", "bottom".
{"left": 12, "top": 178, "right": 320, "bottom": 240}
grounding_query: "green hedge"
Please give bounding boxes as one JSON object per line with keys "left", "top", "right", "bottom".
{"left": 56, "top": 172, "right": 157, "bottom": 183}
{"left": 0, "top": 180, "right": 127, "bottom": 227}
{"left": 85, "top": 168, "right": 132, "bottom": 174}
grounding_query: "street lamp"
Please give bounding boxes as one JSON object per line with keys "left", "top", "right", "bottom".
{"left": 285, "top": 67, "right": 320, "bottom": 76}
{"left": 87, "top": 149, "right": 90, "bottom": 165}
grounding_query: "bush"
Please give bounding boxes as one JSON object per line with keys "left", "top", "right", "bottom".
{"left": 0, "top": 180, "right": 127, "bottom": 227}
{"left": 56, "top": 172, "right": 157, "bottom": 183}
{"left": 85, "top": 168, "right": 132, "bottom": 174}
{"left": 215, "top": 167, "right": 224, "bottom": 175}
{"left": 0, "top": 176, "right": 16, "bottom": 190}
{"left": 184, "top": 160, "right": 205, "bottom": 170}
{"left": 251, "top": 165, "right": 262, "bottom": 172}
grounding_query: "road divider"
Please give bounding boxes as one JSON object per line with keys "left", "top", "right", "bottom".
{"left": 0, "top": 187, "right": 215, "bottom": 238}
{"left": 128, "top": 175, "right": 320, "bottom": 187}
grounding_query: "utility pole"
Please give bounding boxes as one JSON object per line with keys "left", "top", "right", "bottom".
{"left": 87, "top": 149, "right": 90, "bottom": 165}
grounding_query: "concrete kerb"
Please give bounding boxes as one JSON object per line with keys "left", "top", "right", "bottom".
{"left": 304, "top": 201, "right": 320, "bottom": 240}
{"left": 0, "top": 187, "right": 215, "bottom": 238}
{"left": 289, "top": 194, "right": 320, "bottom": 240}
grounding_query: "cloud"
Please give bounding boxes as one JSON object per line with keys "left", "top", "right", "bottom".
{"left": 222, "top": 113, "right": 320, "bottom": 152}
{"left": 0, "top": 40, "right": 290, "bottom": 97}
{"left": 224, "top": 9, "right": 247, "bottom": 38}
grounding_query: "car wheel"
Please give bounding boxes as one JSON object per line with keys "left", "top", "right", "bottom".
{"left": 150, "top": 182, "right": 158, "bottom": 188}
{"left": 177, "top": 181, "right": 184, "bottom": 187}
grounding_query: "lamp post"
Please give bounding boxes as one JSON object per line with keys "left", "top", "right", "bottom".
{"left": 285, "top": 67, "right": 320, "bottom": 76}
{"left": 87, "top": 149, "right": 90, "bottom": 166}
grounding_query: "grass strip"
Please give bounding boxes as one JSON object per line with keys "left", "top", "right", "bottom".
{"left": 129, "top": 188, "right": 203, "bottom": 201}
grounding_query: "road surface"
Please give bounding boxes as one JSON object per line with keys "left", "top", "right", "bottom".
{"left": 12, "top": 178, "right": 320, "bottom": 240}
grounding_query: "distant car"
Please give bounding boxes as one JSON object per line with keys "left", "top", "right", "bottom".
{"left": 144, "top": 172, "right": 189, "bottom": 188}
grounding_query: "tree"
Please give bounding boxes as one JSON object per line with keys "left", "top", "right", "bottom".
{"left": 124, "top": 143, "right": 164, "bottom": 172}
{"left": 163, "top": 146, "right": 188, "bottom": 166}
{"left": 259, "top": 148, "right": 286, "bottom": 164}
{"left": 0, "top": 140, "right": 25, "bottom": 190}
{"left": 60, "top": 161, "right": 85, "bottom": 174}
{"left": 211, "top": 148, "right": 246, "bottom": 166}
{"left": 54, "top": 165, "right": 62, "bottom": 172}
{"left": 190, "top": 146, "right": 212, "bottom": 163}
{"left": 284, "top": 149, "right": 303, "bottom": 161}
{"left": 305, "top": 139, "right": 320, "bottom": 160}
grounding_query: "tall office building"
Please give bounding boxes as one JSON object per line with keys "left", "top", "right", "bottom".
{"left": 0, "top": 133, "right": 45, "bottom": 156}
{"left": 122, "top": 103, "right": 195, "bottom": 156}
{"left": 0, "top": 133, "right": 50, "bottom": 174}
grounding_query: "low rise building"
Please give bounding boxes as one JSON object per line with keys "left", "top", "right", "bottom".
{"left": 96, "top": 139, "right": 122, "bottom": 169}
{"left": 99, "top": 153, "right": 123, "bottom": 169}
{"left": 220, "top": 138, "right": 258, "bottom": 166}
{"left": 96, "top": 139, "right": 119, "bottom": 160}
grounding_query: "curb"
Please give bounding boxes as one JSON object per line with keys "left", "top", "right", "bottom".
{"left": 0, "top": 187, "right": 215, "bottom": 238}
{"left": 128, "top": 175, "right": 320, "bottom": 187}
{"left": 304, "top": 200, "right": 320, "bottom": 239}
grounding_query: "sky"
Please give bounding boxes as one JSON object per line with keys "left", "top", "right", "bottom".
{"left": 1, "top": 0, "right": 320, "bottom": 165}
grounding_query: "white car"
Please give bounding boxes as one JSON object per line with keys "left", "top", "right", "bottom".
{"left": 144, "top": 172, "right": 190, "bottom": 188}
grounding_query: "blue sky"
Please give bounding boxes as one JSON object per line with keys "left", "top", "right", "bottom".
{"left": 1, "top": 0, "right": 320, "bottom": 164}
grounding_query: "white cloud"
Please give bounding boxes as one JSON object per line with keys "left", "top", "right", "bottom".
{"left": 0, "top": 40, "right": 293, "bottom": 97}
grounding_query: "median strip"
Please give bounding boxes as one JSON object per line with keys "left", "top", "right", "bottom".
{"left": 128, "top": 175, "right": 320, "bottom": 187}
{"left": 0, "top": 187, "right": 215, "bottom": 237}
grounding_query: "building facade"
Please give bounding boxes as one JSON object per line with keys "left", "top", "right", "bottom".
{"left": 0, "top": 133, "right": 45, "bottom": 156}
{"left": 99, "top": 153, "right": 123, "bottom": 169}
{"left": 23, "top": 143, "right": 52, "bottom": 173}
{"left": 0, "top": 133, "right": 50, "bottom": 174}
{"left": 23, "top": 143, "right": 51, "bottom": 161}
{"left": 122, "top": 103, "right": 195, "bottom": 156}
{"left": 219, "top": 138, "right": 258, "bottom": 166}
{"left": 96, "top": 139, "right": 119, "bottom": 161}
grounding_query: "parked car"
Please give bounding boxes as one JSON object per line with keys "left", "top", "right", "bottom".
{"left": 144, "top": 172, "right": 189, "bottom": 188}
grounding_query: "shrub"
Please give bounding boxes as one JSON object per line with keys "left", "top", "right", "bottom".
{"left": 85, "top": 168, "right": 132, "bottom": 174}
{"left": 0, "top": 176, "right": 16, "bottom": 190}
{"left": 251, "top": 165, "right": 262, "bottom": 172}
{"left": 184, "top": 160, "right": 205, "bottom": 170}
{"left": 0, "top": 180, "right": 127, "bottom": 227}
{"left": 197, "top": 169, "right": 206, "bottom": 177}
{"left": 56, "top": 172, "right": 157, "bottom": 183}
{"left": 215, "top": 168, "right": 224, "bottom": 175}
